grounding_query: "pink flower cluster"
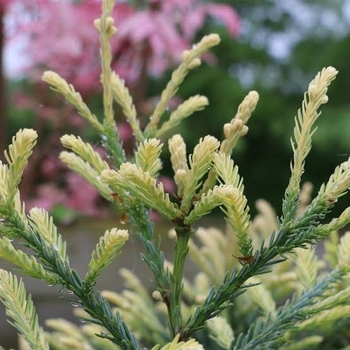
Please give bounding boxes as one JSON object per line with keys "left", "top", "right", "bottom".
{"left": 7, "top": 0, "right": 240, "bottom": 93}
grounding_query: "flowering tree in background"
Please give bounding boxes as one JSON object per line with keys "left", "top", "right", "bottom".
{"left": 3, "top": 0, "right": 240, "bottom": 220}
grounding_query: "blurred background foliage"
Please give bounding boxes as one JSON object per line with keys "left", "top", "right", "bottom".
{"left": 2, "top": 0, "right": 350, "bottom": 219}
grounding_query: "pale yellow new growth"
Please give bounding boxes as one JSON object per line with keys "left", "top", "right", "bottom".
{"left": 288, "top": 66, "right": 338, "bottom": 195}
{"left": 101, "top": 164, "right": 181, "bottom": 220}
{"left": 318, "top": 157, "right": 350, "bottom": 200}
{"left": 297, "top": 182, "right": 313, "bottom": 216}
{"left": 0, "top": 238, "right": 57, "bottom": 283}
{"left": 298, "top": 305, "right": 350, "bottom": 331}
{"left": 181, "top": 136, "right": 220, "bottom": 213}
{"left": 185, "top": 185, "right": 237, "bottom": 224}
{"left": 316, "top": 207, "right": 350, "bottom": 238}
{"left": 213, "top": 152, "right": 243, "bottom": 191}
{"left": 145, "top": 34, "right": 220, "bottom": 137}
{"left": 0, "top": 270, "right": 49, "bottom": 350}
{"left": 94, "top": 0, "right": 117, "bottom": 125}
{"left": 294, "top": 248, "right": 317, "bottom": 288}
{"left": 110, "top": 72, "right": 142, "bottom": 141}
{"left": 44, "top": 318, "right": 85, "bottom": 342}
{"left": 220, "top": 90, "right": 259, "bottom": 154}
{"left": 282, "top": 336, "right": 323, "bottom": 350}
{"left": 169, "top": 135, "right": 188, "bottom": 173}
{"left": 59, "top": 151, "right": 112, "bottom": 201}
{"left": 135, "top": 139, "right": 163, "bottom": 177}
{"left": 61, "top": 134, "right": 110, "bottom": 173}
{"left": 152, "top": 334, "right": 204, "bottom": 350}
{"left": 4, "top": 129, "right": 37, "bottom": 201}
{"left": 337, "top": 231, "right": 350, "bottom": 270}
{"left": 187, "top": 227, "right": 230, "bottom": 284}
{"left": 218, "top": 185, "right": 251, "bottom": 255}
{"left": 206, "top": 316, "right": 234, "bottom": 350}
{"left": 28, "top": 208, "right": 67, "bottom": 260}
{"left": 0, "top": 161, "right": 10, "bottom": 201}
{"left": 306, "top": 285, "right": 350, "bottom": 315}
{"left": 245, "top": 276, "right": 277, "bottom": 319}
{"left": 42, "top": 71, "right": 103, "bottom": 132}
{"left": 199, "top": 92, "right": 258, "bottom": 195}
{"left": 169, "top": 135, "right": 188, "bottom": 197}
{"left": 102, "top": 269, "right": 166, "bottom": 344}
{"left": 86, "top": 228, "right": 128, "bottom": 282}
{"left": 155, "top": 95, "right": 209, "bottom": 137}
{"left": 250, "top": 199, "right": 279, "bottom": 241}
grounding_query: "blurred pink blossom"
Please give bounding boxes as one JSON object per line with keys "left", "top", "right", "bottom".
{"left": 7, "top": 0, "right": 240, "bottom": 91}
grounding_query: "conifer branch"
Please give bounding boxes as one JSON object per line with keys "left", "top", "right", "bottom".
{"left": 0, "top": 270, "right": 49, "bottom": 350}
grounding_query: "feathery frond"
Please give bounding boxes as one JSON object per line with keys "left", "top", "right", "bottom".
{"left": 59, "top": 151, "right": 112, "bottom": 201}
{"left": 60, "top": 134, "right": 110, "bottom": 173}
{"left": 42, "top": 72, "right": 103, "bottom": 132}
{"left": 181, "top": 136, "right": 220, "bottom": 213}
{"left": 86, "top": 228, "right": 129, "bottom": 283}
{"left": 155, "top": 95, "right": 209, "bottom": 138}
{"left": 0, "top": 270, "right": 49, "bottom": 350}
{"left": 4, "top": 129, "right": 38, "bottom": 202}
{"left": 28, "top": 208, "right": 67, "bottom": 261}
{"left": 145, "top": 34, "right": 220, "bottom": 137}
{"left": 101, "top": 164, "right": 181, "bottom": 220}
{"left": 0, "top": 237, "right": 58, "bottom": 283}
{"left": 135, "top": 139, "right": 163, "bottom": 177}
{"left": 111, "top": 72, "right": 142, "bottom": 142}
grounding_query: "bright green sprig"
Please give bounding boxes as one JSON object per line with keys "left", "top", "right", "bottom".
{"left": 0, "top": 270, "right": 49, "bottom": 350}
{"left": 144, "top": 34, "right": 221, "bottom": 138}
{"left": 86, "top": 228, "right": 129, "bottom": 283}
{"left": 180, "top": 135, "right": 220, "bottom": 213}
{"left": 110, "top": 72, "right": 142, "bottom": 142}
{"left": 28, "top": 208, "right": 67, "bottom": 261}
{"left": 0, "top": 237, "right": 58, "bottom": 283}
{"left": 42, "top": 72, "right": 103, "bottom": 132}
{"left": 61, "top": 134, "right": 110, "bottom": 173}
{"left": 135, "top": 139, "right": 163, "bottom": 177}
{"left": 155, "top": 95, "right": 209, "bottom": 138}
{"left": 59, "top": 151, "right": 113, "bottom": 201}
{"left": 101, "top": 164, "right": 181, "bottom": 220}
{"left": 3, "top": 129, "right": 37, "bottom": 202}
{"left": 282, "top": 67, "right": 338, "bottom": 223}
